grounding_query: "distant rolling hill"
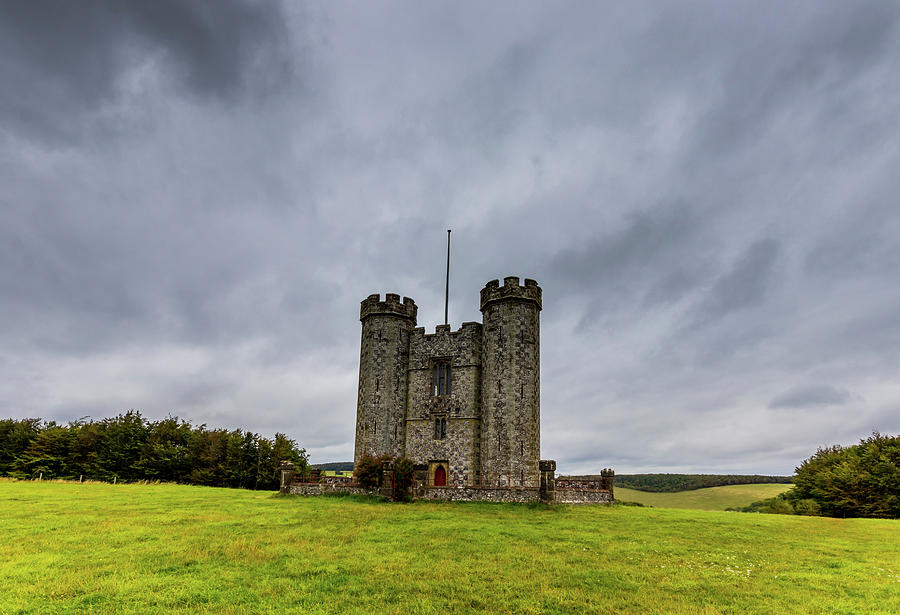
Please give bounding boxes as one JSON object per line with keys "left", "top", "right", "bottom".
{"left": 615, "top": 483, "right": 793, "bottom": 511}
{"left": 312, "top": 461, "right": 354, "bottom": 471}
{"left": 608, "top": 473, "right": 793, "bottom": 492}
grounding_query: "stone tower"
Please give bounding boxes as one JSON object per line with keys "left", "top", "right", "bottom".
{"left": 354, "top": 293, "right": 417, "bottom": 468}
{"left": 478, "top": 277, "right": 542, "bottom": 487}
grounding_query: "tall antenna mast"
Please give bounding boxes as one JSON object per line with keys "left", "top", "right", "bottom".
{"left": 445, "top": 229, "right": 451, "bottom": 325}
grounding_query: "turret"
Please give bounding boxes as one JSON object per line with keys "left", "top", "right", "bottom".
{"left": 354, "top": 293, "right": 417, "bottom": 469}
{"left": 479, "top": 277, "right": 542, "bottom": 487}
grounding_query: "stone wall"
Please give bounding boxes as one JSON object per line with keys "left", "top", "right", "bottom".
{"left": 405, "top": 321, "right": 483, "bottom": 486}
{"left": 479, "top": 277, "right": 541, "bottom": 488}
{"left": 354, "top": 294, "right": 417, "bottom": 466}
{"left": 418, "top": 486, "right": 541, "bottom": 503}
{"left": 349, "top": 277, "right": 615, "bottom": 504}
{"left": 281, "top": 460, "right": 613, "bottom": 505}
{"left": 555, "top": 489, "right": 614, "bottom": 505}
{"left": 407, "top": 322, "right": 483, "bottom": 419}
{"left": 288, "top": 483, "right": 381, "bottom": 498}
{"left": 405, "top": 416, "right": 479, "bottom": 487}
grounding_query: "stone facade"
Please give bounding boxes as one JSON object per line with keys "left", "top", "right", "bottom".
{"left": 353, "top": 294, "right": 417, "bottom": 464}
{"left": 330, "top": 275, "right": 615, "bottom": 505}
{"left": 354, "top": 276, "right": 543, "bottom": 490}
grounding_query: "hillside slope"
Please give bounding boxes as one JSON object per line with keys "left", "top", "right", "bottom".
{"left": 615, "top": 483, "right": 793, "bottom": 510}
{"left": 2, "top": 480, "right": 897, "bottom": 614}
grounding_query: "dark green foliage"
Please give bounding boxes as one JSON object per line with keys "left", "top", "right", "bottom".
{"left": 789, "top": 432, "right": 900, "bottom": 518}
{"left": 355, "top": 454, "right": 386, "bottom": 489}
{"left": 729, "top": 493, "right": 797, "bottom": 514}
{"left": 0, "top": 412, "right": 308, "bottom": 490}
{"left": 312, "top": 461, "right": 354, "bottom": 471}
{"left": 730, "top": 433, "right": 900, "bottom": 519}
{"left": 394, "top": 456, "right": 414, "bottom": 502}
{"left": 612, "top": 474, "right": 793, "bottom": 492}
{"left": 0, "top": 418, "right": 41, "bottom": 475}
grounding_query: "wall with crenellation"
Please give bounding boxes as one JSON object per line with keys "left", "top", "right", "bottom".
{"left": 354, "top": 293, "right": 417, "bottom": 468}
{"left": 404, "top": 321, "right": 483, "bottom": 486}
{"left": 345, "top": 275, "right": 611, "bottom": 504}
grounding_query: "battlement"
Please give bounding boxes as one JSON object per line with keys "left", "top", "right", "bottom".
{"left": 360, "top": 293, "right": 418, "bottom": 322}
{"left": 479, "top": 276, "right": 542, "bottom": 311}
{"left": 410, "top": 320, "right": 483, "bottom": 340}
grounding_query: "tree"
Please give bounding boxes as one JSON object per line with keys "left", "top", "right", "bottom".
{"left": 790, "top": 432, "right": 900, "bottom": 518}
{"left": 0, "top": 418, "right": 40, "bottom": 475}
{"left": 356, "top": 454, "right": 386, "bottom": 489}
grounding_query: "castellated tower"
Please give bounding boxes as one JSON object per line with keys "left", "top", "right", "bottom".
{"left": 354, "top": 293, "right": 417, "bottom": 468}
{"left": 478, "top": 277, "right": 542, "bottom": 487}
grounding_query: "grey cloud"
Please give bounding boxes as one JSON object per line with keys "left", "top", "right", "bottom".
{"left": 3, "top": 3, "right": 900, "bottom": 471}
{"left": 0, "top": 0, "right": 295, "bottom": 143}
{"left": 548, "top": 202, "right": 715, "bottom": 321}
{"left": 769, "top": 384, "right": 855, "bottom": 409}
{"left": 684, "top": 3, "right": 900, "bottom": 160}
{"left": 691, "top": 238, "right": 781, "bottom": 326}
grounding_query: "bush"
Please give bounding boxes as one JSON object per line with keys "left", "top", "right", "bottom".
{"left": 793, "top": 499, "right": 821, "bottom": 516}
{"left": 355, "top": 454, "right": 386, "bottom": 489}
{"left": 394, "top": 457, "right": 415, "bottom": 502}
{"left": 730, "top": 493, "right": 795, "bottom": 514}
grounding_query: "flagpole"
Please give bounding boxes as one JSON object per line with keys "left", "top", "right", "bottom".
{"left": 445, "top": 229, "right": 451, "bottom": 326}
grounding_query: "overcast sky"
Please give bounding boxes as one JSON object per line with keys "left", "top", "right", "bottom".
{"left": 3, "top": 1, "right": 899, "bottom": 474}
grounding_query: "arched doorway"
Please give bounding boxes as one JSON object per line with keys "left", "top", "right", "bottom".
{"left": 434, "top": 465, "right": 447, "bottom": 487}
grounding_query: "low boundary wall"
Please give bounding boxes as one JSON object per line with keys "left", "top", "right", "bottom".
{"left": 418, "top": 486, "right": 541, "bottom": 503}
{"left": 280, "top": 461, "right": 614, "bottom": 505}
{"left": 288, "top": 483, "right": 378, "bottom": 497}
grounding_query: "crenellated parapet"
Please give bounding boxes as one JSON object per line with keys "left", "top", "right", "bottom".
{"left": 360, "top": 293, "right": 418, "bottom": 323}
{"left": 408, "top": 321, "right": 482, "bottom": 371}
{"left": 479, "top": 276, "right": 542, "bottom": 311}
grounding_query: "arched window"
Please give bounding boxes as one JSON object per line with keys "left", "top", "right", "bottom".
{"left": 433, "top": 417, "right": 446, "bottom": 440}
{"left": 432, "top": 362, "right": 451, "bottom": 396}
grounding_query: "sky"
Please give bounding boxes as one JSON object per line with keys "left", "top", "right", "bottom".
{"left": 2, "top": 1, "right": 899, "bottom": 475}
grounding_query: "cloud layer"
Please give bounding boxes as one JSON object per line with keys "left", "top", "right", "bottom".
{"left": 3, "top": 1, "right": 900, "bottom": 474}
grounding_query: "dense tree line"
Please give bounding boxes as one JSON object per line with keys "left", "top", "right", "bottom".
{"left": 313, "top": 461, "right": 354, "bottom": 471}
{"left": 0, "top": 411, "right": 308, "bottom": 490}
{"left": 611, "top": 473, "right": 793, "bottom": 492}
{"left": 733, "top": 432, "right": 900, "bottom": 518}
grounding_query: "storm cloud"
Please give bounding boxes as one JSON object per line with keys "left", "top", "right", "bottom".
{"left": 2, "top": 1, "right": 899, "bottom": 474}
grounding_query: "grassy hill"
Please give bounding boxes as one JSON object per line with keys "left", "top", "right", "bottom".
{"left": 615, "top": 483, "right": 793, "bottom": 511}
{"left": 611, "top": 473, "right": 793, "bottom": 492}
{"left": 2, "top": 480, "right": 899, "bottom": 614}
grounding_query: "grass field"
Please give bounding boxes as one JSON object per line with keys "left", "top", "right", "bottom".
{"left": 615, "top": 483, "right": 793, "bottom": 511}
{"left": 2, "top": 481, "right": 899, "bottom": 614}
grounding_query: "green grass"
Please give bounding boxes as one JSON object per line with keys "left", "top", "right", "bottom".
{"left": 615, "top": 483, "right": 793, "bottom": 511}
{"left": 2, "top": 480, "right": 899, "bottom": 614}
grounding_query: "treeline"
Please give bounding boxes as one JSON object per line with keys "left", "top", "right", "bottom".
{"left": 313, "top": 461, "right": 354, "bottom": 471}
{"left": 0, "top": 411, "right": 308, "bottom": 490}
{"left": 613, "top": 474, "right": 793, "bottom": 492}
{"left": 732, "top": 432, "right": 900, "bottom": 518}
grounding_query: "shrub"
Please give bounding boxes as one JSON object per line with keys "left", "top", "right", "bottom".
{"left": 355, "top": 454, "right": 386, "bottom": 489}
{"left": 793, "top": 499, "right": 821, "bottom": 516}
{"left": 394, "top": 457, "right": 415, "bottom": 502}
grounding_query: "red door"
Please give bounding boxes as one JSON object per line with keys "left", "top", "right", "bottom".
{"left": 434, "top": 465, "right": 447, "bottom": 487}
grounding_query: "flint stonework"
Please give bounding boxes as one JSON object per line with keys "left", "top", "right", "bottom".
{"left": 289, "top": 275, "right": 614, "bottom": 505}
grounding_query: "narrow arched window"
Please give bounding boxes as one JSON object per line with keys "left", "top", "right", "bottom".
{"left": 432, "top": 362, "right": 451, "bottom": 396}
{"left": 434, "top": 417, "right": 447, "bottom": 440}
